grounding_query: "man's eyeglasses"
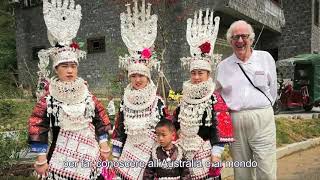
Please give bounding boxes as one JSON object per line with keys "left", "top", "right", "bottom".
{"left": 231, "top": 34, "right": 250, "bottom": 40}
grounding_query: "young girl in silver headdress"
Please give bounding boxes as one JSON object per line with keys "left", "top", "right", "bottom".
{"left": 174, "top": 9, "right": 234, "bottom": 180}
{"left": 111, "top": 1, "right": 171, "bottom": 179}
{"left": 28, "top": 1, "right": 111, "bottom": 179}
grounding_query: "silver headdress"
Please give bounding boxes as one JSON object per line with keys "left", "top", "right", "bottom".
{"left": 118, "top": 0, "right": 160, "bottom": 79}
{"left": 180, "top": 9, "right": 222, "bottom": 73}
{"left": 37, "top": 0, "right": 86, "bottom": 79}
{"left": 36, "top": 0, "right": 86, "bottom": 99}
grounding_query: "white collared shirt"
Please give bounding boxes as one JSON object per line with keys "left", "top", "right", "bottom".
{"left": 216, "top": 50, "right": 277, "bottom": 111}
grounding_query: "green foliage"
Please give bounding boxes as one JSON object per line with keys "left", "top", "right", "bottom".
{"left": 0, "top": 71, "right": 23, "bottom": 99}
{"left": 75, "top": 37, "right": 86, "bottom": 49}
{"left": 0, "top": 130, "right": 28, "bottom": 171}
{"left": 276, "top": 120, "right": 293, "bottom": 145}
{"left": 103, "top": 38, "right": 127, "bottom": 97}
{"left": 0, "top": 176, "right": 36, "bottom": 180}
{"left": 0, "top": 99, "right": 35, "bottom": 132}
{"left": 0, "top": 32, "right": 16, "bottom": 70}
{"left": 0, "top": 4, "right": 19, "bottom": 99}
{"left": 0, "top": 100, "right": 15, "bottom": 117}
{"left": 103, "top": 72, "right": 125, "bottom": 98}
{"left": 0, "top": 0, "right": 14, "bottom": 13}
{"left": 276, "top": 118, "right": 320, "bottom": 146}
{"left": 0, "top": 8, "right": 16, "bottom": 70}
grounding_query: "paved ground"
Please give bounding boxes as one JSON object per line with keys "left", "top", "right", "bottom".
{"left": 224, "top": 145, "right": 320, "bottom": 180}
{"left": 277, "top": 106, "right": 320, "bottom": 114}
{"left": 275, "top": 107, "right": 320, "bottom": 119}
{"left": 277, "top": 145, "right": 320, "bottom": 180}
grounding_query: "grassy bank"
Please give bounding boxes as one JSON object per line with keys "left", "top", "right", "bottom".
{"left": 276, "top": 117, "right": 320, "bottom": 147}
{"left": 0, "top": 99, "right": 120, "bottom": 132}
{"left": 1, "top": 99, "right": 320, "bottom": 178}
{"left": 0, "top": 99, "right": 35, "bottom": 131}
{"left": 2, "top": 99, "right": 320, "bottom": 147}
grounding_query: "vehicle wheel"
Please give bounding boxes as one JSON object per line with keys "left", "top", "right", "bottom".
{"left": 303, "top": 104, "right": 313, "bottom": 111}
{"left": 273, "top": 100, "right": 281, "bottom": 115}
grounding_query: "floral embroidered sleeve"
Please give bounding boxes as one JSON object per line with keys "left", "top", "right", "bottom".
{"left": 111, "top": 101, "right": 127, "bottom": 158}
{"left": 191, "top": 93, "right": 234, "bottom": 149}
{"left": 92, "top": 95, "right": 112, "bottom": 143}
{"left": 213, "top": 92, "right": 234, "bottom": 143}
{"left": 28, "top": 95, "right": 50, "bottom": 153}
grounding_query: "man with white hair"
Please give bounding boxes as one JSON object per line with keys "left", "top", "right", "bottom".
{"left": 216, "top": 20, "right": 277, "bottom": 180}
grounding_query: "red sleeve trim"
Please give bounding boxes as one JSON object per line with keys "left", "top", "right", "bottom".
{"left": 213, "top": 92, "right": 234, "bottom": 142}
{"left": 92, "top": 95, "right": 110, "bottom": 125}
{"left": 28, "top": 95, "right": 48, "bottom": 135}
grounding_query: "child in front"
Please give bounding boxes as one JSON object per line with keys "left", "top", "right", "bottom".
{"left": 143, "top": 119, "right": 190, "bottom": 180}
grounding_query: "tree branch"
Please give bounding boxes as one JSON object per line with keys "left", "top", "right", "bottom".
{"left": 0, "top": 9, "right": 14, "bottom": 18}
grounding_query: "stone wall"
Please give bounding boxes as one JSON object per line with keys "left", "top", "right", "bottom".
{"left": 15, "top": 1, "right": 125, "bottom": 94}
{"left": 16, "top": 5, "right": 48, "bottom": 89}
{"left": 279, "top": 0, "right": 313, "bottom": 59}
{"left": 15, "top": 0, "right": 283, "bottom": 94}
{"left": 311, "top": 0, "right": 320, "bottom": 54}
{"left": 227, "top": 0, "right": 284, "bottom": 32}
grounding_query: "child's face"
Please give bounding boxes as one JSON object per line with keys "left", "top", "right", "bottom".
{"left": 156, "top": 126, "right": 174, "bottom": 149}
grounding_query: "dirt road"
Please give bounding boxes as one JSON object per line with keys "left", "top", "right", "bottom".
{"left": 224, "top": 145, "right": 320, "bottom": 180}
{"left": 277, "top": 145, "right": 320, "bottom": 180}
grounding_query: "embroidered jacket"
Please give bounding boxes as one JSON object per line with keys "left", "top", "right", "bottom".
{"left": 173, "top": 92, "right": 234, "bottom": 147}
{"left": 111, "top": 96, "right": 171, "bottom": 157}
{"left": 28, "top": 93, "right": 112, "bottom": 158}
{"left": 143, "top": 144, "right": 191, "bottom": 180}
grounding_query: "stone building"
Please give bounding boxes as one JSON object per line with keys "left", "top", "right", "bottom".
{"left": 279, "top": 0, "right": 320, "bottom": 59}
{"left": 15, "top": 0, "right": 285, "bottom": 94}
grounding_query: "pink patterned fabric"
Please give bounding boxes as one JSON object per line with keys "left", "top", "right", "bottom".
{"left": 213, "top": 92, "right": 234, "bottom": 142}
{"left": 102, "top": 167, "right": 116, "bottom": 180}
{"left": 208, "top": 167, "right": 222, "bottom": 177}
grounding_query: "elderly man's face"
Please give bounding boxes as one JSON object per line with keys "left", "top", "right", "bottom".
{"left": 230, "top": 24, "right": 253, "bottom": 60}
{"left": 55, "top": 62, "right": 78, "bottom": 82}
